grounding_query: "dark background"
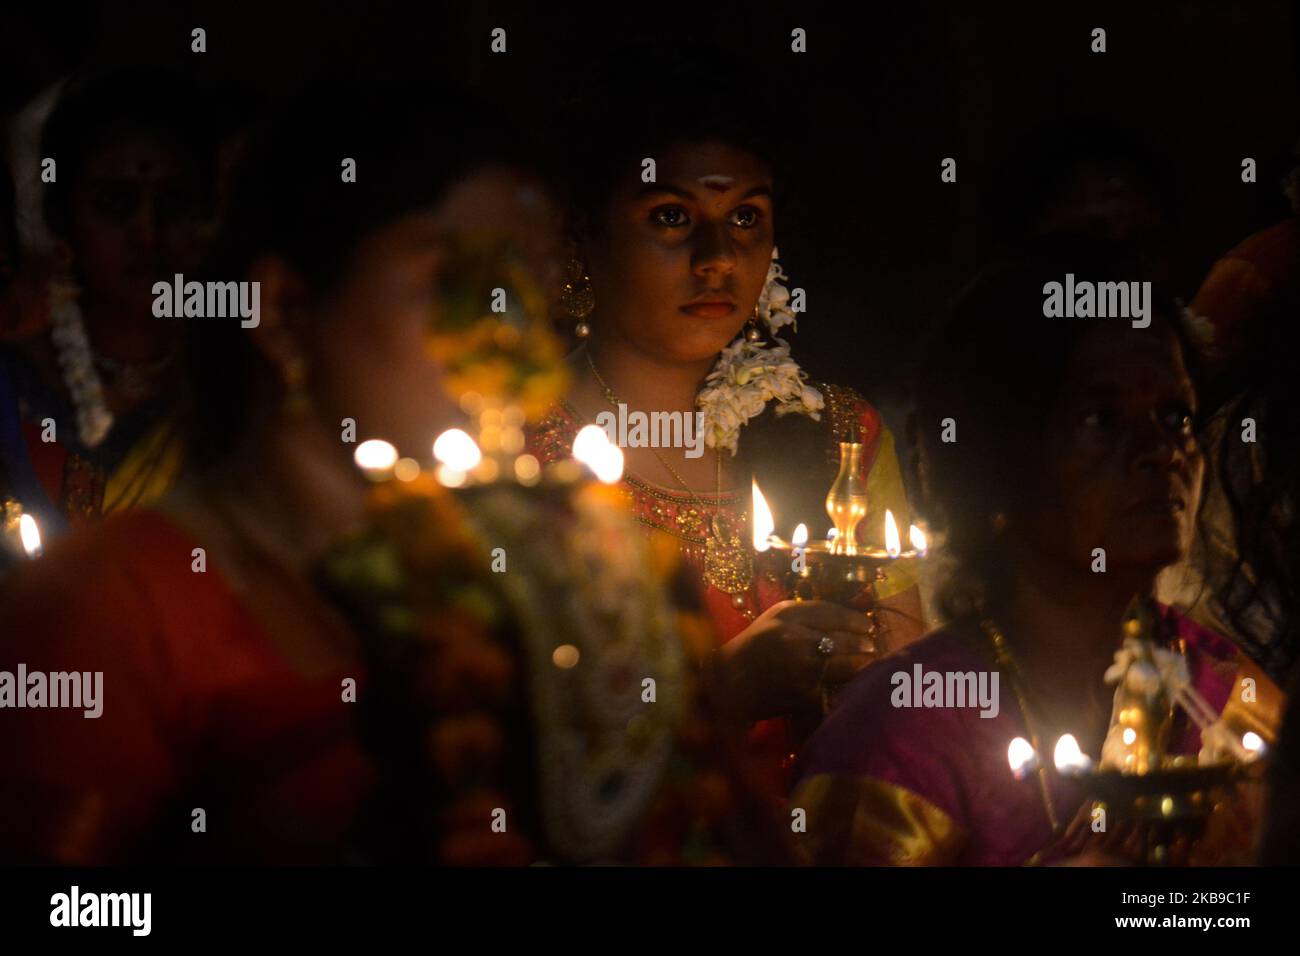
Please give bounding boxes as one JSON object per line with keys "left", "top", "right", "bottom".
{"left": 4, "top": 1, "right": 1298, "bottom": 430}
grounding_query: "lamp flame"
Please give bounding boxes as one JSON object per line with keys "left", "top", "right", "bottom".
{"left": 18, "top": 513, "right": 41, "bottom": 558}
{"left": 792, "top": 523, "right": 808, "bottom": 549}
{"left": 884, "top": 510, "right": 901, "bottom": 557}
{"left": 572, "top": 425, "right": 624, "bottom": 484}
{"left": 752, "top": 479, "right": 774, "bottom": 552}
{"left": 909, "top": 524, "right": 927, "bottom": 556}
{"left": 1053, "top": 734, "right": 1092, "bottom": 774}
{"left": 433, "top": 429, "right": 482, "bottom": 471}
{"left": 354, "top": 439, "right": 399, "bottom": 478}
{"left": 1007, "top": 737, "right": 1036, "bottom": 777}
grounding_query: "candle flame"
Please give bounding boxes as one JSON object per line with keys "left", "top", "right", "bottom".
{"left": 18, "top": 513, "right": 41, "bottom": 558}
{"left": 433, "top": 429, "right": 482, "bottom": 471}
{"left": 572, "top": 425, "right": 624, "bottom": 483}
{"left": 1053, "top": 734, "right": 1091, "bottom": 773}
{"left": 1242, "top": 731, "right": 1264, "bottom": 754}
{"left": 1122, "top": 727, "right": 1137, "bottom": 746}
{"left": 354, "top": 438, "right": 399, "bottom": 475}
{"left": 884, "top": 510, "right": 901, "bottom": 557}
{"left": 792, "top": 523, "right": 808, "bottom": 548}
{"left": 1007, "top": 737, "right": 1036, "bottom": 775}
{"left": 752, "top": 479, "right": 774, "bottom": 552}
{"left": 909, "top": 524, "right": 927, "bottom": 556}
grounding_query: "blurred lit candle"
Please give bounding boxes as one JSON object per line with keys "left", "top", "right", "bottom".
{"left": 752, "top": 479, "right": 775, "bottom": 552}
{"left": 19, "top": 513, "right": 42, "bottom": 558}
{"left": 433, "top": 428, "right": 482, "bottom": 471}
{"left": 354, "top": 439, "right": 399, "bottom": 481}
{"left": 791, "top": 523, "right": 808, "bottom": 550}
{"left": 1007, "top": 737, "right": 1038, "bottom": 780}
{"left": 572, "top": 424, "right": 624, "bottom": 484}
{"left": 1053, "top": 734, "right": 1093, "bottom": 775}
{"left": 909, "top": 524, "right": 927, "bottom": 557}
{"left": 1242, "top": 732, "right": 1265, "bottom": 758}
{"left": 884, "top": 509, "right": 901, "bottom": 558}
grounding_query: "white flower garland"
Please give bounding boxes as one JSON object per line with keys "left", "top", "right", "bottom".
{"left": 47, "top": 280, "right": 113, "bottom": 447}
{"left": 696, "top": 248, "right": 823, "bottom": 454}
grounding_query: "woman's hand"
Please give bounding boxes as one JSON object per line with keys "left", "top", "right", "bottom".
{"left": 713, "top": 600, "right": 878, "bottom": 722}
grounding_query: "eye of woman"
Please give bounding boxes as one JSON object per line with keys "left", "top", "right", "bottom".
{"left": 1162, "top": 404, "right": 1196, "bottom": 434}
{"left": 649, "top": 205, "right": 690, "bottom": 228}
{"left": 729, "top": 205, "right": 762, "bottom": 228}
{"left": 1080, "top": 408, "right": 1116, "bottom": 430}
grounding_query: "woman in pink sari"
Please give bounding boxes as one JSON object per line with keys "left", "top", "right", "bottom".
{"left": 792, "top": 241, "right": 1281, "bottom": 865}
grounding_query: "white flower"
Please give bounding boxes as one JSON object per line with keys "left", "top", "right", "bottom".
{"left": 697, "top": 335, "right": 823, "bottom": 455}
{"left": 48, "top": 282, "right": 113, "bottom": 448}
{"left": 756, "top": 248, "right": 798, "bottom": 335}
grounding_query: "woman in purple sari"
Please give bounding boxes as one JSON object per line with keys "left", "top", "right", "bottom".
{"left": 792, "top": 241, "right": 1281, "bottom": 865}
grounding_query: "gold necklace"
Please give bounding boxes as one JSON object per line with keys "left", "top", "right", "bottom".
{"left": 583, "top": 349, "right": 753, "bottom": 597}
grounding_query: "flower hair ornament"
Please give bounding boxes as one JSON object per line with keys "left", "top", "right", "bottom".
{"left": 48, "top": 279, "right": 113, "bottom": 447}
{"left": 696, "top": 247, "right": 823, "bottom": 454}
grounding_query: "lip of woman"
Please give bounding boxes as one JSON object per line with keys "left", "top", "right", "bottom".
{"left": 1125, "top": 485, "right": 1189, "bottom": 515}
{"left": 679, "top": 294, "right": 737, "bottom": 319}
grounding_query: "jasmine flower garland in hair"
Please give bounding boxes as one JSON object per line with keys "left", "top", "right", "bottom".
{"left": 696, "top": 337, "right": 823, "bottom": 455}
{"left": 695, "top": 246, "right": 822, "bottom": 454}
{"left": 48, "top": 279, "right": 113, "bottom": 447}
{"left": 756, "top": 247, "right": 798, "bottom": 335}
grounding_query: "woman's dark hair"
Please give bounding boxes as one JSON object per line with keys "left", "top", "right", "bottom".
{"left": 40, "top": 69, "right": 220, "bottom": 239}
{"left": 909, "top": 236, "right": 1196, "bottom": 622}
{"left": 184, "top": 75, "right": 537, "bottom": 465}
{"left": 1210, "top": 285, "right": 1300, "bottom": 682}
{"left": 552, "top": 41, "right": 792, "bottom": 237}
{"left": 982, "top": 115, "right": 1177, "bottom": 247}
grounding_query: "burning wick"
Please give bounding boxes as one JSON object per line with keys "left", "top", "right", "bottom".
{"left": 791, "top": 523, "right": 808, "bottom": 551}
{"left": 354, "top": 439, "right": 399, "bottom": 481}
{"left": 1007, "top": 737, "right": 1038, "bottom": 780}
{"left": 572, "top": 425, "right": 624, "bottom": 484}
{"left": 1053, "top": 734, "right": 1093, "bottom": 775}
{"left": 884, "top": 510, "right": 901, "bottom": 558}
{"left": 909, "top": 524, "right": 927, "bottom": 557}
{"left": 18, "top": 513, "right": 42, "bottom": 558}
{"left": 433, "top": 428, "right": 484, "bottom": 487}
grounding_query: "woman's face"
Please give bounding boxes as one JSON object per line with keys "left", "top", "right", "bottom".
{"left": 582, "top": 139, "right": 774, "bottom": 365}
{"left": 304, "top": 166, "right": 558, "bottom": 459}
{"left": 1018, "top": 319, "right": 1204, "bottom": 581}
{"left": 66, "top": 133, "right": 209, "bottom": 313}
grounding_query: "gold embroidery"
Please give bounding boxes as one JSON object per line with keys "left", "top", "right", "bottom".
{"left": 791, "top": 773, "right": 967, "bottom": 866}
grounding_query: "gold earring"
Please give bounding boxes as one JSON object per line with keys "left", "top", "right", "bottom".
{"left": 745, "top": 306, "right": 763, "bottom": 341}
{"left": 560, "top": 258, "right": 595, "bottom": 337}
